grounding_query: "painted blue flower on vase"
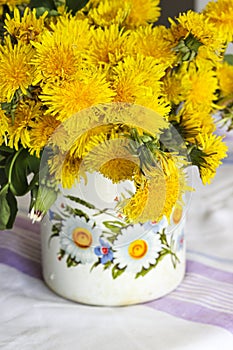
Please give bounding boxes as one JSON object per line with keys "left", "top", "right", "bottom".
{"left": 94, "top": 238, "right": 113, "bottom": 264}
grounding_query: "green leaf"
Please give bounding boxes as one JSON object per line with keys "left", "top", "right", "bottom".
{"left": 103, "top": 260, "right": 113, "bottom": 270}
{"left": 5, "top": 189, "right": 18, "bottom": 229}
{"left": 35, "top": 185, "right": 58, "bottom": 213}
{"left": 0, "top": 145, "right": 14, "bottom": 153}
{"left": 224, "top": 54, "right": 233, "bottom": 66}
{"left": 48, "top": 222, "right": 62, "bottom": 246}
{"left": 66, "top": 0, "right": 89, "bottom": 14}
{"left": 8, "top": 151, "right": 29, "bottom": 196}
{"left": 4, "top": 149, "right": 40, "bottom": 197}
{"left": 0, "top": 185, "right": 18, "bottom": 230}
{"left": 90, "top": 260, "right": 101, "bottom": 272}
{"left": 102, "top": 221, "right": 124, "bottom": 234}
{"left": 112, "top": 264, "right": 126, "bottom": 279}
{"left": 65, "top": 205, "right": 90, "bottom": 221}
{"left": 65, "top": 195, "right": 95, "bottom": 209}
{"left": 66, "top": 255, "right": 79, "bottom": 267}
{"left": 0, "top": 185, "right": 10, "bottom": 230}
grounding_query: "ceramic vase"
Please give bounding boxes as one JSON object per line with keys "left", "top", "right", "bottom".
{"left": 41, "top": 171, "right": 186, "bottom": 306}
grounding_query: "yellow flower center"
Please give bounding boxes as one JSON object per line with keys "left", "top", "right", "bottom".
{"left": 128, "top": 239, "right": 148, "bottom": 259}
{"left": 72, "top": 227, "right": 93, "bottom": 249}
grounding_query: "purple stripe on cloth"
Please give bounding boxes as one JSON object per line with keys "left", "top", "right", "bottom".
{"left": 147, "top": 297, "right": 233, "bottom": 333}
{"left": 186, "top": 260, "right": 233, "bottom": 284}
{"left": 14, "top": 216, "right": 41, "bottom": 234}
{"left": 0, "top": 247, "right": 42, "bottom": 279}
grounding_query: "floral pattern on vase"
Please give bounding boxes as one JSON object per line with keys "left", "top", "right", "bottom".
{"left": 48, "top": 193, "right": 184, "bottom": 279}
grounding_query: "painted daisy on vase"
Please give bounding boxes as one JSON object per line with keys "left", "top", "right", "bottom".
{"left": 59, "top": 216, "right": 101, "bottom": 266}
{"left": 113, "top": 224, "right": 162, "bottom": 275}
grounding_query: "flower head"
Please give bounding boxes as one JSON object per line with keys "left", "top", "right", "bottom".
{"left": 131, "top": 25, "right": 176, "bottom": 67}
{"left": 8, "top": 100, "right": 42, "bottom": 150}
{"left": 181, "top": 62, "right": 219, "bottom": 113}
{"left": 191, "top": 133, "right": 228, "bottom": 184}
{"left": 31, "top": 17, "right": 91, "bottom": 84}
{"left": 87, "top": 0, "right": 130, "bottom": 27}
{"left": 217, "top": 61, "right": 233, "bottom": 98}
{"left": 0, "top": 108, "right": 10, "bottom": 146}
{"left": 0, "top": 37, "right": 34, "bottom": 102}
{"left": 4, "top": 8, "right": 47, "bottom": 44}
{"left": 40, "top": 70, "right": 115, "bottom": 121}
{"left": 113, "top": 224, "right": 162, "bottom": 274}
{"left": 94, "top": 238, "right": 113, "bottom": 264}
{"left": 60, "top": 216, "right": 100, "bottom": 264}
{"left": 88, "top": 24, "right": 131, "bottom": 67}
{"left": 170, "top": 10, "right": 225, "bottom": 56}
{"left": 203, "top": 0, "right": 233, "bottom": 43}
{"left": 124, "top": 0, "right": 161, "bottom": 29}
{"left": 0, "top": 0, "right": 29, "bottom": 11}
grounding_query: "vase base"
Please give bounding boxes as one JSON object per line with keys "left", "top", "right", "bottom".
{"left": 42, "top": 255, "right": 186, "bottom": 306}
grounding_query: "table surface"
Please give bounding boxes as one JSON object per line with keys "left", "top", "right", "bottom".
{"left": 0, "top": 134, "right": 233, "bottom": 349}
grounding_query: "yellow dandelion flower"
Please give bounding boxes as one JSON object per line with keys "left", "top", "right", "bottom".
{"left": 217, "top": 61, "right": 233, "bottom": 98}
{"left": 88, "top": 0, "right": 130, "bottom": 27}
{"left": 122, "top": 169, "right": 168, "bottom": 223}
{"left": 203, "top": 0, "right": 233, "bottom": 43}
{"left": 163, "top": 71, "right": 187, "bottom": 105}
{"left": 170, "top": 10, "right": 225, "bottom": 54}
{"left": 4, "top": 8, "right": 47, "bottom": 44}
{"left": 122, "top": 179, "right": 150, "bottom": 222}
{"left": 88, "top": 24, "right": 130, "bottom": 67}
{"left": 182, "top": 63, "right": 219, "bottom": 113}
{"left": 48, "top": 152, "right": 65, "bottom": 183}
{"left": 136, "top": 93, "right": 171, "bottom": 118}
{"left": 121, "top": 151, "right": 187, "bottom": 223}
{"left": 194, "top": 133, "right": 228, "bottom": 184}
{"left": 0, "top": 0, "right": 29, "bottom": 11}
{"left": 138, "top": 166, "right": 187, "bottom": 223}
{"left": 8, "top": 100, "right": 41, "bottom": 150}
{"left": 0, "top": 108, "right": 10, "bottom": 146}
{"left": 32, "top": 17, "right": 90, "bottom": 84}
{"left": 66, "top": 124, "right": 117, "bottom": 160}
{"left": 50, "top": 15, "right": 91, "bottom": 55}
{"left": 0, "top": 37, "right": 34, "bottom": 102}
{"left": 124, "top": 0, "right": 161, "bottom": 29}
{"left": 96, "top": 103, "right": 169, "bottom": 138}
{"left": 47, "top": 122, "right": 71, "bottom": 154}
{"left": 170, "top": 108, "right": 216, "bottom": 143}
{"left": 61, "top": 153, "right": 83, "bottom": 189}
{"left": 84, "top": 137, "right": 138, "bottom": 182}
{"left": 130, "top": 25, "right": 176, "bottom": 67}
{"left": 41, "top": 71, "right": 115, "bottom": 121}
{"left": 199, "top": 112, "right": 216, "bottom": 135}
{"left": 113, "top": 55, "right": 167, "bottom": 102}
{"left": 29, "top": 115, "right": 61, "bottom": 158}
{"left": 159, "top": 173, "right": 180, "bottom": 221}
{"left": 100, "top": 158, "right": 137, "bottom": 183}
{"left": 49, "top": 150, "right": 85, "bottom": 189}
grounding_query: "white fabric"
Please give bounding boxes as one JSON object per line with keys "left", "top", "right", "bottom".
{"left": 0, "top": 265, "right": 232, "bottom": 350}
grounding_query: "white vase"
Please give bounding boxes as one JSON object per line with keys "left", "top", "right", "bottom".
{"left": 40, "top": 172, "right": 186, "bottom": 306}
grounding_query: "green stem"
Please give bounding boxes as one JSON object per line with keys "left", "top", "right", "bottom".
{"left": 0, "top": 183, "right": 9, "bottom": 196}
{"left": 8, "top": 148, "right": 24, "bottom": 192}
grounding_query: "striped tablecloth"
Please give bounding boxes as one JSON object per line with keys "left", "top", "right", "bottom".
{"left": 0, "top": 134, "right": 233, "bottom": 349}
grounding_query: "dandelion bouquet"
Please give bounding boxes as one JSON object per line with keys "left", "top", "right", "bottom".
{"left": 0, "top": 0, "right": 232, "bottom": 230}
